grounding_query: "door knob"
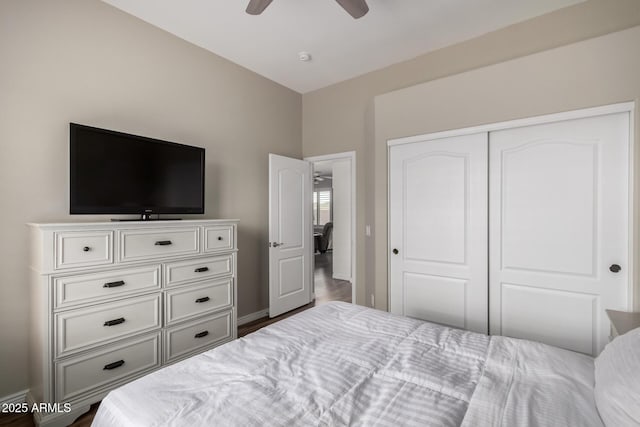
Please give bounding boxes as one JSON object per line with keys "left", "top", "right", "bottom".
{"left": 392, "top": 248, "right": 399, "bottom": 255}
{"left": 609, "top": 264, "right": 621, "bottom": 273}
{"left": 271, "top": 242, "right": 284, "bottom": 247}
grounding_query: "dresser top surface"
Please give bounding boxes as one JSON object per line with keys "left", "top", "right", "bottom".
{"left": 28, "top": 219, "right": 239, "bottom": 230}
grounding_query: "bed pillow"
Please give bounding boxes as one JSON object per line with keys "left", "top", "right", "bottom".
{"left": 594, "top": 326, "right": 640, "bottom": 427}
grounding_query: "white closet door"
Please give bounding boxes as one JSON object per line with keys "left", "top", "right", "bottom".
{"left": 389, "top": 133, "right": 488, "bottom": 333}
{"left": 489, "top": 112, "right": 630, "bottom": 356}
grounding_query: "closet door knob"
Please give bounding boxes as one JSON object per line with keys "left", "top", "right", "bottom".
{"left": 83, "top": 246, "right": 91, "bottom": 252}
{"left": 392, "top": 248, "right": 399, "bottom": 255}
{"left": 609, "top": 264, "right": 621, "bottom": 273}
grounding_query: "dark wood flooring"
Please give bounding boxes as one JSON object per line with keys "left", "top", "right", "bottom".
{"left": 313, "top": 250, "right": 353, "bottom": 305}
{"left": 1, "top": 252, "right": 352, "bottom": 426}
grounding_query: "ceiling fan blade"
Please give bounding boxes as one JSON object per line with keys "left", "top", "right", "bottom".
{"left": 246, "top": 0, "right": 273, "bottom": 15}
{"left": 335, "top": 0, "right": 369, "bottom": 19}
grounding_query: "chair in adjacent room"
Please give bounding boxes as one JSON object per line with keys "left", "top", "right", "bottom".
{"left": 318, "top": 222, "right": 333, "bottom": 253}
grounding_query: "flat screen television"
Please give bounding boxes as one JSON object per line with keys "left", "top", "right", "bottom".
{"left": 70, "top": 123, "right": 205, "bottom": 219}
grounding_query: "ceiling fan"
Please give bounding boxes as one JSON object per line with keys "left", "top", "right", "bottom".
{"left": 314, "top": 172, "right": 333, "bottom": 183}
{"left": 246, "top": 0, "right": 369, "bottom": 19}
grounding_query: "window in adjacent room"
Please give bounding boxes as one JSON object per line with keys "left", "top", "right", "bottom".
{"left": 313, "top": 189, "right": 332, "bottom": 226}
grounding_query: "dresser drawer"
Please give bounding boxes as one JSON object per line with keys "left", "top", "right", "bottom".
{"left": 164, "top": 311, "right": 233, "bottom": 363}
{"left": 204, "top": 225, "right": 234, "bottom": 253}
{"left": 119, "top": 227, "right": 199, "bottom": 263}
{"left": 164, "top": 255, "right": 233, "bottom": 287}
{"left": 55, "top": 231, "right": 113, "bottom": 270}
{"left": 54, "top": 265, "right": 161, "bottom": 309}
{"left": 55, "top": 294, "right": 161, "bottom": 357}
{"left": 55, "top": 333, "right": 161, "bottom": 402}
{"left": 165, "top": 279, "right": 232, "bottom": 325}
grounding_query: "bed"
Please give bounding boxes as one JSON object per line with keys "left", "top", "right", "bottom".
{"left": 92, "top": 302, "right": 639, "bottom": 427}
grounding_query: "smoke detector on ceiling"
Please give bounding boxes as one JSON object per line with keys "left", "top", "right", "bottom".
{"left": 298, "top": 52, "right": 312, "bottom": 62}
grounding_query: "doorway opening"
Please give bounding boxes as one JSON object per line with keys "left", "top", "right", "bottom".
{"left": 305, "top": 152, "right": 356, "bottom": 305}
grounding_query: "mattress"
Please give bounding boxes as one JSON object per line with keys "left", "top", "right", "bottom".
{"left": 92, "top": 302, "right": 602, "bottom": 427}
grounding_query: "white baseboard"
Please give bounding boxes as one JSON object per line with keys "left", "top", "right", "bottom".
{"left": 237, "top": 309, "right": 269, "bottom": 326}
{"left": 0, "top": 389, "right": 28, "bottom": 406}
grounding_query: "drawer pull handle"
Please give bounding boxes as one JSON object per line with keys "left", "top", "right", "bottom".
{"left": 103, "top": 360, "right": 125, "bottom": 370}
{"left": 217, "top": 236, "right": 223, "bottom": 241}
{"left": 195, "top": 297, "right": 210, "bottom": 303}
{"left": 155, "top": 240, "right": 173, "bottom": 246}
{"left": 104, "top": 317, "right": 126, "bottom": 327}
{"left": 194, "top": 267, "right": 209, "bottom": 273}
{"left": 103, "top": 280, "right": 125, "bottom": 288}
{"left": 83, "top": 246, "right": 91, "bottom": 252}
{"left": 195, "top": 331, "right": 209, "bottom": 338}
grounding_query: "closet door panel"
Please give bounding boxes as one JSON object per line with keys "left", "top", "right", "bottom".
{"left": 404, "top": 154, "right": 466, "bottom": 264}
{"left": 489, "top": 112, "right": 630, "bottom": 356}
{"left": 403, "top": 273, "right": 467, "bottom": 329}
{"left": 389, "top": 133, "right": 488, "bottom": 333}
{"left": 500, "top": 142, "right": 596, "bottom": 275}
{"left": 501, "top": 284, "right": 597, "bottom": 355}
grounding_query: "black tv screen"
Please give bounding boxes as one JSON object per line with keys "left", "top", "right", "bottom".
{"left": 70, "top": 123, "right": 205, "bottom": 217}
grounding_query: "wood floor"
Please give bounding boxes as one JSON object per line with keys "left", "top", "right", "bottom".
{"left": 0, "top": 252, "right": 351, "bottom": 426}
{"left": 313, "top": 251, "right": 353, "bottom": 305}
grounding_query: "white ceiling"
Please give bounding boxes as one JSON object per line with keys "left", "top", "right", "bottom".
{"left": 102, "top": 0, "right": 583, "bottom": 94}
{"left": 313, "top": 160, "right": 333, "bottom": 177}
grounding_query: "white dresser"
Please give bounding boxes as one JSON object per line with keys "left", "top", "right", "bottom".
{"left": 27, "top": 219, "right": 238, "bottom": 427}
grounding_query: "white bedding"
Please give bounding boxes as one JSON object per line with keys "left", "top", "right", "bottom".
{"left": 92, "top": 302, "right": 602, "bottom": 427}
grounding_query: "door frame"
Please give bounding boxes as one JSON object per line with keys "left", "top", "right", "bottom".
{"left": 387, "top": 101, "right": 636, "bottom": 312}
{"left": 304, "top": 151, "right": 357, "bottom": 305}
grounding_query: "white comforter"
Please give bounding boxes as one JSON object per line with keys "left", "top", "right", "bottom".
{"left": 92, "top": 302, "right": 602, "bottom": 427}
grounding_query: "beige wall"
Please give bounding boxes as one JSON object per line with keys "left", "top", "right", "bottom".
{"left": 2, "top": 0, "right": 639, "bottom": 403}
{"left": 0, "top": 0, "right": 301, "bottom": 398}
{"left": 302, "top": 0, "right": 640, "bottom": 309}
{"left": 374, "top": 26, "right": 640, "bottom": 311}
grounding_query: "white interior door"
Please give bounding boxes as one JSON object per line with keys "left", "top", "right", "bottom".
{"left": 269, "top": 154, "right": 313, "bottom": 318}
{"left": 489, "top": 112, "right": 630, "bottom": 355}
{"left": 389, "top": 133, "right": 489, "bottom": 333}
